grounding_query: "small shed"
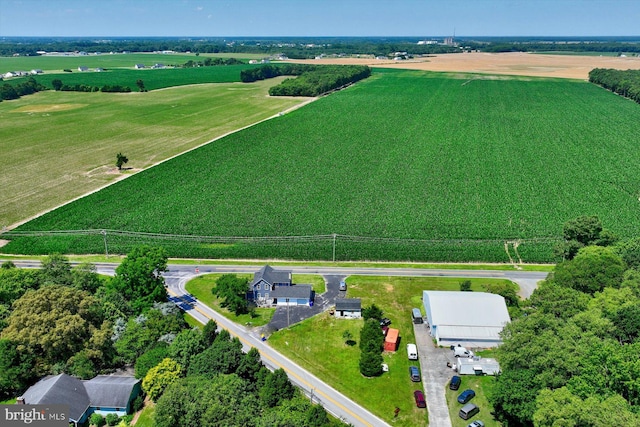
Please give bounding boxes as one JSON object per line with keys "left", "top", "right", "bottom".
{"left": 335, "top": 298, "right": 361, "bottom": 318}
{"left": 384, "top": 328, "right": 399, "bottom": 352}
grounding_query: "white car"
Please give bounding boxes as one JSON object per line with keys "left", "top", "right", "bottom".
{"left": 468, "top": 421, "right": 484, "bottom": 427}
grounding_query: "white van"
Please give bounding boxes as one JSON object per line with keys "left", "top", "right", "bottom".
{"left": 407, "top": 343, "right": 418, "bottom": 360}
{"left": 454, "top": 346, "right": 474, "bottom": 358}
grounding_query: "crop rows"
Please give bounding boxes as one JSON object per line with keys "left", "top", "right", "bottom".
{"left": 5, "top": 70, "right": 640, "bottom": 262}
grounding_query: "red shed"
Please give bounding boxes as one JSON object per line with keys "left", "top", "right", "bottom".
{"left": 384, "top": 328, "right": 399, "bottom": 352}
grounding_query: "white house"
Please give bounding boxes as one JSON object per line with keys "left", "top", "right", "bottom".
{"left": 423, "top": 291, "right": 510, "bottom": 348}
{"left": 456, "top": 356, "right": 501, "bottom": 375}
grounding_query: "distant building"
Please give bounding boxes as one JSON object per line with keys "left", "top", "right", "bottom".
{"left": 77, "top": 66, "right": 88, "bottom": 72}
{"left": 30, "top": 69, "right": 43, "bottom": 74}
{"left": 134, "top": 64, "right": 145, "bottom": 69}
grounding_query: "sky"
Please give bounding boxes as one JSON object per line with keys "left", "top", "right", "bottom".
{"left": 1, "top": 0, "right": 639, "bottom": 38}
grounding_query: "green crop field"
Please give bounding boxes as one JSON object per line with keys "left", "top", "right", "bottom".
{"left": 0, "top": 52, "right": 263, "bottom": 72}
{"left": 0, "top": 77, "right": 310, "bottom": 228}
{"left": 9, "top": 65, "right": 256, "bottom": 91}
{"left": 4, "top": 69, "right": 640, "bottom": 262}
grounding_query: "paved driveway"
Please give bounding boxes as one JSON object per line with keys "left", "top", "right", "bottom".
{"left": 267, "top": 274, "right": 345, "bottom": 330}
{"left": 413, "top": 322, "right": 455, "bottom": 427}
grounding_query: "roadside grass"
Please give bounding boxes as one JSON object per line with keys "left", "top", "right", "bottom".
{"left": 133, "top": 402, "right": 155, "bottom": 427}
{"left": 0, "top": 398, "right": 17, "bottom": 404}
{"left": 0, "top": 77, "right": 309, "bottom": 228}
{"left": 268, "top": 276, "right": 515, "bottom": 426}
{"left": 293, "top": 274, "right": 326, "bottom": 294}
{"left": 0, "top": 254, "right": 555, "bottom": 273}
{"left": 446, "top": 376, "right": 500, "bottom": 427}
{"left": 184, "top": 313, "right": 203, "bottom": 329}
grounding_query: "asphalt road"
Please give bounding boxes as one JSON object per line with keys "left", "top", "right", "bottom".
{"left": 4, "top": 260, "right": 548, "bottom": 426}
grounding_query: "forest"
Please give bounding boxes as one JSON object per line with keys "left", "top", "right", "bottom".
{"left": 0, "top": 248, "right": 337, "bottom": 427}
{"left": 490, "top": 217, "right": 640, "bottom": 426}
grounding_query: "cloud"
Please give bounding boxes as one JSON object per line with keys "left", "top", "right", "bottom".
{"left": 207, "top": 14, "right": 212, "bottom": 19}
{"left": 196, "top": 6, "right": 203, "bottom": 11}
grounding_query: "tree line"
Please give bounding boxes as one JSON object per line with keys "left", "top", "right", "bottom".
{"left": 589, "top": 68, "right": 640, "bottom": 104}
{"left": 0, "top": 77, "right": 45, "bottom": 101}
{"left": 241, "top": 64, "right": 371, "bottom": 97}
{"left": 489, "top": 216, "right": 640, "bottom": 426}
{"left": 50, "top": 78, "right": 132, "bottom": 93}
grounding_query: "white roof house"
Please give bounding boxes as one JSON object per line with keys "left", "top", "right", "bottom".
{"left": 422, "top": 291, "right": 510, "bottom": 348}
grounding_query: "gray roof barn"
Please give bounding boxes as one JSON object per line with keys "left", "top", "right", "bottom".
{"left": 83, "top": 375, "right": 140, "bottom": 409}
{"left": 21, "top": 374, "right": 90, "bottom": 423}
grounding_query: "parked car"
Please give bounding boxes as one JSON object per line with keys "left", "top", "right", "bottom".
{"left": 468, "top": 421, "right": 484, "bottom": 427}
{"left": 413, "top": 390, "right": 426, "bottom": 408}
{"left": 457, "top": 389, "right": 476, "bottom": 404}
{"left": 409, "top": 366, "right": 421, "bottom": 382}
{"left": 459, "top": 403, "right": 480, "bottom": 420}
{"left": 449, "top": 375, "right": 461, "bottom": 390}
{"left": 380, "top": 317, "right": 391, "bottom": 327}
{"left": 407, "top": 343, "right": 418, "bottom": 360}
{"left": 339, "top": 280, "right": 347, "bottom": 291}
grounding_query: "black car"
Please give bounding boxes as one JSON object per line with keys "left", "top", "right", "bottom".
{"left": 449, "top": 375, "right": 461, "bottom": 390}
{"left": 380, "top": 318, "right": 391, "bottom": 327}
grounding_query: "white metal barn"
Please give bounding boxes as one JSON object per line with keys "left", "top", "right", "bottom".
{"left": 422, "top": 291, "right": 511, "bottom": 348}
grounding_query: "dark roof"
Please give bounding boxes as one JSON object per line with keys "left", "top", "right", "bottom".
{"left": 252, "top": 265, "right": 291, "bottom": 287}
{"left": 271, "top": 284, "right": 312, "bottom": 300}
{"left": 83, "top": 375, "right": 140, "bottom": 408}
{"left": 336, "top": 298, "right": 362, "bottom": 311}
{"left": 21, "top": 374, "right": 90, "bottom": 422}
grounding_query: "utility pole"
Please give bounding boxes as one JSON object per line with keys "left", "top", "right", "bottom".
{"left": 332, "top": 233, "right": 337, "bottom": 262}
{"left": 101, "top": 230, "right": 108, "bottom": 258}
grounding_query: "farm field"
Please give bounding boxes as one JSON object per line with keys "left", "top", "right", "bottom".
{"left": 0, "top": 77, "right": 311, "bottom": 228}
{"left": 0, "top": 52, "right": 264, "bottom": 72}
{"left": 4, "top": 69, "right": 640, "bottom": 262}
{"left": 8, "top": 64, "right": 258, "bottom": 92}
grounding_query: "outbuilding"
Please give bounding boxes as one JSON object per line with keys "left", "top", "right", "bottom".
{"left": 384, "top": 328, "right": 399, "bottom": 352}
{"left": 271, "top": 284, "right": 313, "bottom": 306}
{"left": 335, "top": 298, "right": 361, "bottom": 318}
{"left": 422, "top": 291, "right": 510, "bottom": 348}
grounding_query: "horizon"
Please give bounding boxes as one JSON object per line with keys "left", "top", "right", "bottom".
{"left": 1, "top": 0, "right": 639, "bottom": 38}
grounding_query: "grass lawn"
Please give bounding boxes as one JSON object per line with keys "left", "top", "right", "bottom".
{"left": 0, "top": 77, "right": 309, "bottom": 228}
{"left": 268, "top": 276, "right": 514, "bottom": 426}
{"left": 184, "top": 273, "right": 326, "bottom": 326}
{"left": 133, "top": 402, "right": 155, "bottom": 427}
{"left": 446, "top": 376, "right": 500, "bottom": 427}
{"left": 0, "top": 398, "right": 17, "bottom": 404}
{"left": 184, "top": 313, "right": 203, "bottom": 329}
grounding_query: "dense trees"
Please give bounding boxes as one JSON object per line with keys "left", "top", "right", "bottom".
{"left": 358, "top": 318, "right": 384, "bottom": 377}
{"left": 108, "top": 245, "right": 168, "bottom": 314}
{"left": 142, "top": 357, "right": 183, "bottom": 402}
{"left": 554, "top": 215, "right": 616, "bottom": 260}
{"left": 590, "top": 68, "right": 640, "bottom": 104}
{"left": 0, "top": 77, "right": 45, "bottom": 101}
{"left": 241, "top": 64, "right": 371, "bottom": 97}
{"left": 491, "top": 232, "right": 640, "bottom": 426}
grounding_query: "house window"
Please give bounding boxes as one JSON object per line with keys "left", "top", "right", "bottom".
{"left": 257, "top": 284, "right": 261, "bottom": 290}
{"left": 265, "top": 293, "right": 269, "bottom": 299}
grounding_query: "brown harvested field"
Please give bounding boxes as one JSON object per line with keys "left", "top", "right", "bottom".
{"left": 291, "top": 51, "right": 640, "bottom": 80}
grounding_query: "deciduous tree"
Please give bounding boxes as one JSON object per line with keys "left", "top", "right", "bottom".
{"left": 142, "top": 357, "right": 183, "bottom": 402}
{"left": 109, "top": 245, "right": 168, "bottom": 314}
